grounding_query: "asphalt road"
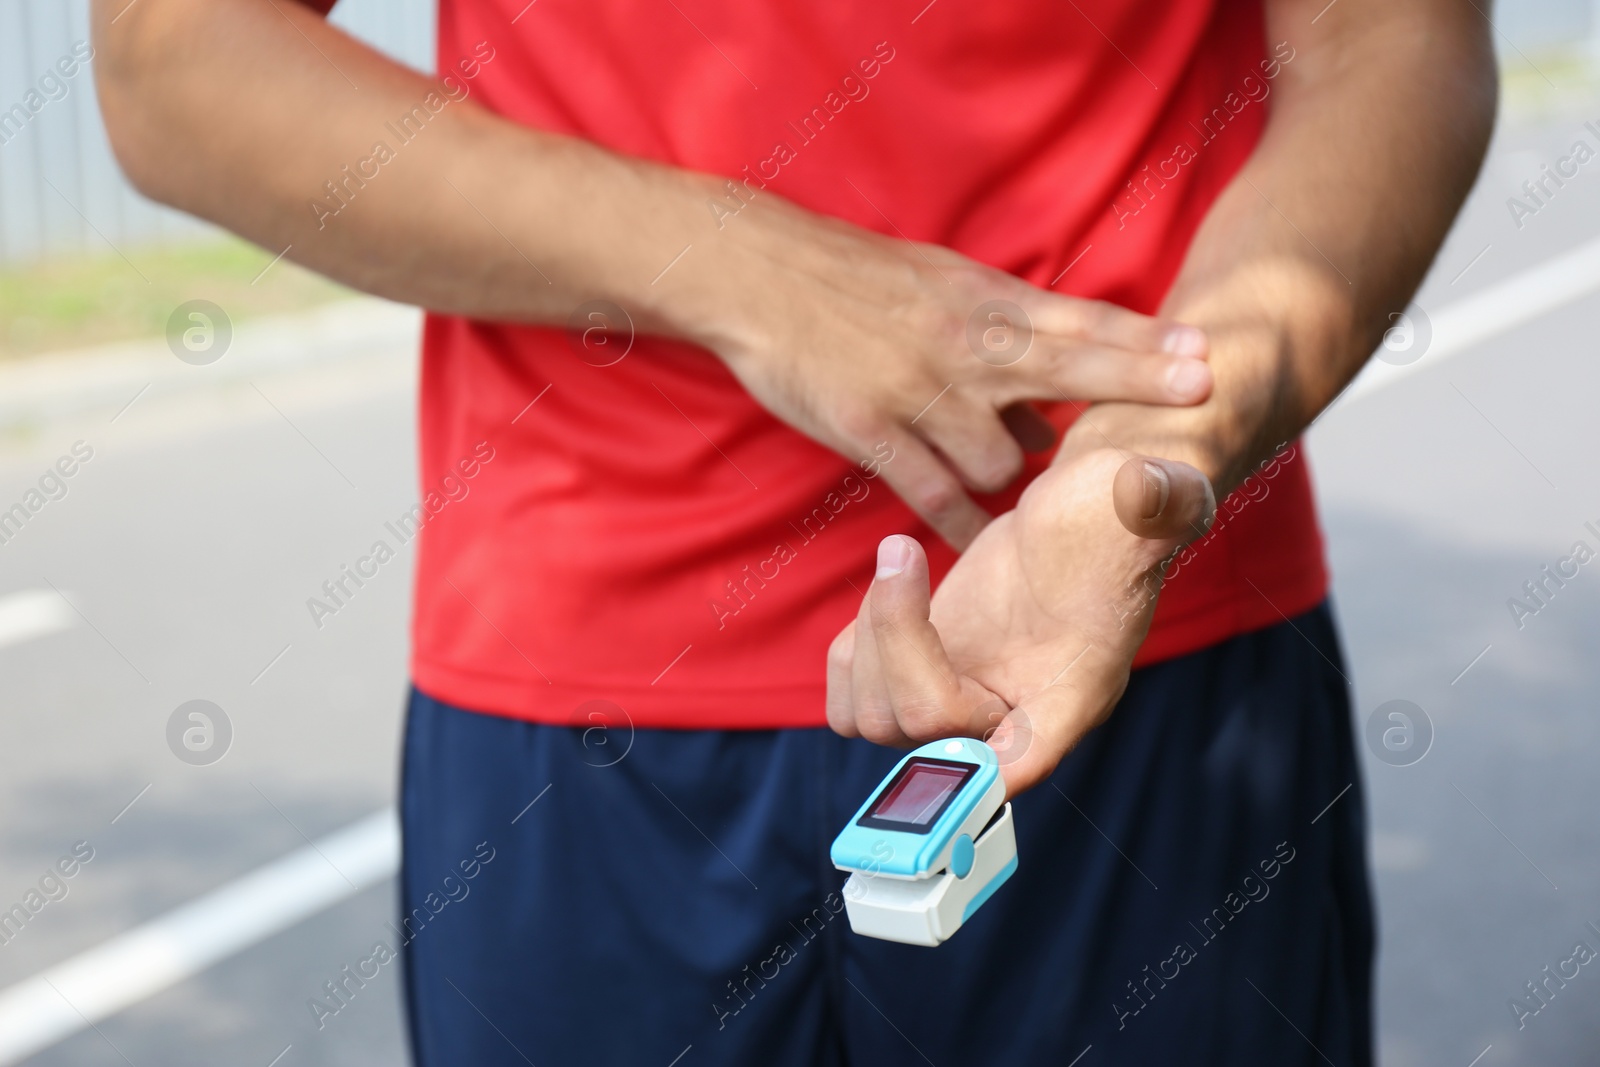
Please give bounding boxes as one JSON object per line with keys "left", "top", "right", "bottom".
{"left": 5, "top": 99, "right": 1600, "bottom": 1066}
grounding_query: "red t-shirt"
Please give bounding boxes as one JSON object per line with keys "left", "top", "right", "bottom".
{"left": 405, "top": 0, "right": 1328, "bottom": 728}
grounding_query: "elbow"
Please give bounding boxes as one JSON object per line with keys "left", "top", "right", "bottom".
{"left": 1429, "top": 4, "right": 1499, "bottom": 172}
{"left": 91, "top": 0, "right": 187, "bottom": 205}
{"left": 1441, "top": 16, "right": 1500, "bottom": 211}
{"left": 96, "top": 87, "right": 167, "bottom": 206}
{"left": 1453, "top": 16, "right": 1499, "bottom": 160}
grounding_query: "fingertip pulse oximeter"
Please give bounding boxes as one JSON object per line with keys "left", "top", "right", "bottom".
{"left": 830, "top": 737, "right": 1017, "bottom": 946}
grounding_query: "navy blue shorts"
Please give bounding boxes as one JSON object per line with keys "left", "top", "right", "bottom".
{"left": 399, "top": 602, "right": 1372, "bottom": 1066}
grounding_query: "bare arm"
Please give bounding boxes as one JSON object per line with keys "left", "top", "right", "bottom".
{"left": 92, "top": 0, "right": 1218, "bottom": 549}
{"left": 96, "top": 0, "right": 705, "bottom": 327}
{"left": 1073, "top": 0, "right": 1497, "bottom": 488}
{"left": 828, "top": 0, "right": 1497, "bottom": 793}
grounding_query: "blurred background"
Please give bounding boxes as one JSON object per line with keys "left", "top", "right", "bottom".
{"left": 2, "top": 0, "right": 1600, "bottom": 1064}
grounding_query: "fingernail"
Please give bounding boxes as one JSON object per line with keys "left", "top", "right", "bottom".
{"left": 876, "top": 536, "right": 911, "bottom": 578}
{"left": 1166, "top": 358, "right": 1209, "bottom": 399}
{"left": 1140, "top": 462, "right": 1170, "bottom": 519}
{"left": 1162, "top": 326, "right": 1206, "bottom": 358}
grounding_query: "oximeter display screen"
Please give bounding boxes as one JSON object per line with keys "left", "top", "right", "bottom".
{"left": 858, "top": 758, "right": 976, "bottom": 833}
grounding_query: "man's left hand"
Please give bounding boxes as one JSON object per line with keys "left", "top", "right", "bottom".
{"left": 825, "top": 442, "right": 1215, "bottom": 796}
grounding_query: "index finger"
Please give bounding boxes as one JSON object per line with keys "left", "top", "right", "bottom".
{"left": 1012, "top": 290, "right": 1207, "bottom": 357}
{"left": 873, "top": 429, "right": 994, "bottom": 551}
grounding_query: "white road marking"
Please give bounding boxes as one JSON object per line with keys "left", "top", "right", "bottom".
{"left": 0, "top": 589, "right": 76, "bottom": 650}
{"left": 1343, "top": 234, "right": 1600, "bottom": 404}
{"left": 0, "top": 809, "right": 399, "bottom": 1066}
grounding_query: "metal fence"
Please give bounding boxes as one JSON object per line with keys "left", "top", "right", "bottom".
{"left": 0, "top": 0, "right": 434, "bottom": 266}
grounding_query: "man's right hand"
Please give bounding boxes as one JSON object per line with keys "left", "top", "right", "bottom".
{"left": 95, "top": 0, "right": 1209, "bottom": 552}
{"left": 675, "top": 191, "right": 1212, "bottom": 549}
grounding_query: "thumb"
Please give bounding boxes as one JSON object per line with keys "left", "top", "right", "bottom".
{"left": 1112, "top": 455, "right": 1215, "bottom": 543}
{"left": 866, "top": 535, "right": 966, "bottom": 729}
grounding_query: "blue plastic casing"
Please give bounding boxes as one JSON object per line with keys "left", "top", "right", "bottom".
{"left": 829, "top": 737, "right": 1000, "bottom": 878}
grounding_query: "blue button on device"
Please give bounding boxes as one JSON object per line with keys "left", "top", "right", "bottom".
{"left": 950, "top": 834, "right": 974, "bottom": 878}
{"left": 830, "top": 737, "right": 1018, "bottom": 946}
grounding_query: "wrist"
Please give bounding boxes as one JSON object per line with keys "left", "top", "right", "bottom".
{"left": 650, "top": 184, "right": 860, "bottom": 363}
{"left": 1058, "top": 402, "right": 1240, "bottom": 490}
{"left": 590, "top": 165, "right": 823, "bottom": 361}
{"left": 1059, "top": 284, "right": 1350, "bottom": 494}
{"left": 573, "top": 159, "right": 739, "bottom": 343}
{"left": 497, "top": 136, "right": 763, "bottom": 349}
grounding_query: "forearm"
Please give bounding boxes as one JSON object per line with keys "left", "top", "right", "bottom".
{"left": 1064, "top": 0, "right": 1496, "bottom": 494}
{"left": 97, "top": 0, "right": 1241, "bottom": 549}
{"left": 93, "top": 0, "right": 747, "bottom": 341}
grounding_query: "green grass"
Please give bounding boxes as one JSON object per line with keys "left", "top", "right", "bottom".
{"left": 1500, "top": 47, "right": 1600, "bottom": 126}
{"left": 0, "top": 236, "right": 357, "bottom": 360}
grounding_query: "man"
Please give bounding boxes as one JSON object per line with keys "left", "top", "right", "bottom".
{"left": 94, "top": 0, "right": 1494, "bottom": 1063}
